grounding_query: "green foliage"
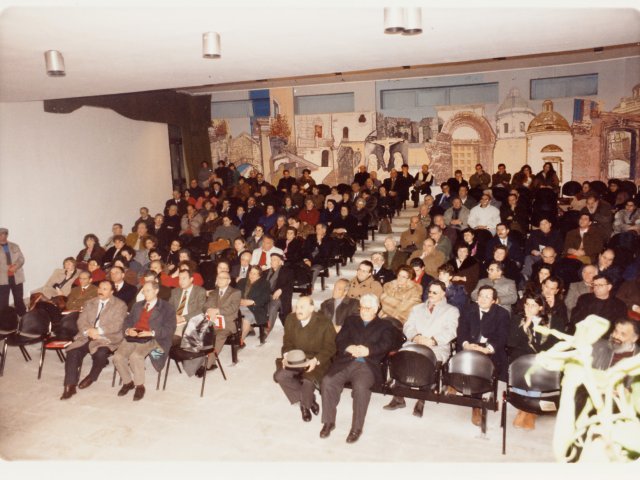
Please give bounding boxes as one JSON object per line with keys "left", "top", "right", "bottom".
{"left": 530, "top": 315, "right": 640, "bottom": 462}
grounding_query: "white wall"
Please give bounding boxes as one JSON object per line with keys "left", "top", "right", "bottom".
{"left": 0, "top": 102, "right": 172, "bottom": 295}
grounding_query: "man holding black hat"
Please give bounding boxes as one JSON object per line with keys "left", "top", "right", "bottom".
{"left": 274, "top": 296, "right": 336, "bottom": 422}
{"left": 0, "top": 227, "right": 26, "bottom": 316}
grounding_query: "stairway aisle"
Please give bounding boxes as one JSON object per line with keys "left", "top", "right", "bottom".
{"left": 300, "top": 206, "right": 419, "bottom": 306}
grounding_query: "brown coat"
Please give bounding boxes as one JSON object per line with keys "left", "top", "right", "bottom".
{"left": 400, "top": 226, "right": 426, "bottom": 250}
{"left": 408, "top": 249, "right": 446, "bottom": 278}
{"left": 563, "top": 227, "right": 605, "bottom": 264}
{"left": 346, "top": 276, "right": 383, "bottom": 300}
{"left": 383, "top": 248, "right": 409, "bottom": 274}
{"left": 65, "top": 284, "right": 98, "bottom": 312}
{"left": 380, "top": 280, "right": 423, "bottom": 324}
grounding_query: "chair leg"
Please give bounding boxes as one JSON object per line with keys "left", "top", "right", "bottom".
{"left": 215, "top": 352, "right": 227, "bottom": 381}
{"left": 360, "top": 239, "right": 365, "bottom": 251}
{"left": 162, "top": 358, "right": 171, "bottom": 390}
{"left": 335, "top": 262, "right": 340, "bottom": 276}
{"left": 19, "top": 345, "right": 31, "bottom": 362}
{"left": 112, "top": 365, "right": 117, "bottom": 387}
{"left": 501, "top": 395, "right": 507, "bottom": 455}
{"left": 0, "top": 341, "right": 7, "bottom": 376}
{"left": 56, "top": 350, "right": 66, "bottom": 362}
{"left": 320, "top": 275, "right": 325, "bottom": 291}
{"left": 371, "top": 229, "right": 375, "bottom": 241}
{"left": 201, "top": 357, "right": 208, "bottom": 397}
{"left": 156, "top": 369, "right": 161, "bottom": 390}
{"left": 37, "top": 342, "right": 46, "bottom": 379}
{"left": 481, "top": 406, "right": 487, "bottom": 434}
{"left": 176, "top": 360, "right": 182, "bottom": 374}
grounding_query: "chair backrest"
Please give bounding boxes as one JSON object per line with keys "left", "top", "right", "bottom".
{"left": 561, "top": 180, "right": 581, "bottom": 197}
{"left": 589, "top": 180, "right": 608, "bottom": 197}
{"left": 0, "top": 306, "right": 18, "bottom": 333}
{"left": 56, "top": 312, "right": 80, "bottom": 340}
{"left": 17, "top": 309, "right": 50, "bottom": 338}
{"left": 509, "top": 354, "right": 560, "bottom": 392}
{"left": 389, "top": 344, "right": 437, "bottom": 388}
{"left": 446, "top": 350, "right": 495, "bottom": 395}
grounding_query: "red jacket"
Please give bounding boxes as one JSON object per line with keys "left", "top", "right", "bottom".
{"left": 298, "top": 208, "right": 320, "bottom": 227}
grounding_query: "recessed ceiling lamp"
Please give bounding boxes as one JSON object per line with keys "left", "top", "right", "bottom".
{"left": 202, "top": 32, "right": 221, "bottom": 59}
{"left": 44, "top": 50, "right": 65, "bottom": 76}
{"left": 384, "top": 7, "right": 422, "bottom": 35}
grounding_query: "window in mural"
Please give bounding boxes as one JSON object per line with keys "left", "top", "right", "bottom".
{"left": 607, "top": 130, "right": 632, "bottom": 179}
{"left": 503, "top": 123, "right": 509, "bottom": 134}
{"left": 452, "top": 141, "right": 479, "bottom": 179}
{"left": 321, "top": 150, "right": 330, "bottom": 167}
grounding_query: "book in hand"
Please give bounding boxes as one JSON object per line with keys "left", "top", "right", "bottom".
{"left": 209, "top": 314, "right": 225, "bottom": 329}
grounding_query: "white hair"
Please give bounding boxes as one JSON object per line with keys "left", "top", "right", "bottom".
{"left": 360, "top": 293, "right": 379, "bottom": 310}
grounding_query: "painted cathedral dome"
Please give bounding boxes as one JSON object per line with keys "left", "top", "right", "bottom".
{"left": 527, "top": 100, "right": 571, "bottom": 134}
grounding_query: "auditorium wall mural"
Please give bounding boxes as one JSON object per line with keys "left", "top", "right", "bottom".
{"left": 209, "top": 82, "right": 640, "bottom": 188}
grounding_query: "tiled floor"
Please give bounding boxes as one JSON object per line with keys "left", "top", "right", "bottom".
{"left": 0, "top": 208, "right": 557, "bottom": 463}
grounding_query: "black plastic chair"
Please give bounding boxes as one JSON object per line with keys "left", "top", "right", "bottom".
{"left": 620, "top": 180, "right": 638, "bottom": 198}
{"left": 561, "top": 181, "right": 581, "bottom": 197}
{"left": 225, "top": 312, "right": 243, "bottom": 364}
{"left": 501, "top": 354, "right": 561, "bottom": 454}
{"left": 163, "top": 323, "right": 226, "bottom": 397}
{"left": 589, "top": 180, "right": 608, "bottom": 197}
{"left": 0, "top": 309, "right": 50, "bottom": 376}
{"left": 0, "top": 307, "right": 19, "bottom": 376}
{"left": 37, "top": 311, "right": 80, "bottom": 379}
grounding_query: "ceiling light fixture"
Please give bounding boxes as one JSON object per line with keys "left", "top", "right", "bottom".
{"left": 202, "top": 32, "right": 221, "bottom": 59}
{"left": 384, "top": 7, "right": 422, "bottom": 35}
{"left": 44, "top": 50, "right": 65, "bottom": 76}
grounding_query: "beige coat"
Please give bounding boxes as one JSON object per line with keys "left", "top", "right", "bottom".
{"left": 380, "top": 280, "right": 423, "bottom": 324}
{"left": 346, "top": 276, "right": 383, "bottom": 300}
{"left": 0, "top": 241, "right": 25, "bottom": 285}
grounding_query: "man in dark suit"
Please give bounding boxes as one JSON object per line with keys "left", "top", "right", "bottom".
{"left": 113, "top": 281, "right": 176, "bottom": 401}
{"left": 433, "top": 182, "right": 453, "bottom": 215}
{"left": 484, "top": 223, "right": 524, "bottom": 266}
{"left": 383, "top": 169, "right": 402, "bottom": 214}
{"left": 371, "top": 252, "right": 395, "bottom": 285}
{"left": 110, "top": 266, "right": 137, "bottom": 310}
{"left": 164, "top": 189, "right": 187, "bottom": 217}
{"left": 353, "top": 165, "right": 370, "bottom": 186}
{"left": 203, "top": 270, "right": 241, "bottom": 363}
{"left": 302, "top": 223, "right": 335, "bottom": 291}
{"left": 276, "top": 169, "right": 298, "bottom": 194}
{"left": 169, "top": 270, "right": 208, "bottom": 341}
{"left": 243, "top": 196, "right": 264, "bottom": 237}
{"left": 60, "top": 280, "right": 128, "bottom": 399}
{"left": 265, "top": 252, "right": 294, "bottom": 329}
{"left": 320, "top": 279, "right": 359, "bottom": 332}
{"left": 457, "top": 285, "right": 510, "bottom": 425}
{"left": 319, "top": 293, "right": 397, "bottom": 443}
{"left": 569, "top": 274, "right": 627, "bottom": 336}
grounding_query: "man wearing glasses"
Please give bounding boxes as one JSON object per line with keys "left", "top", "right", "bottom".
{"left": 569, "top": 274, "right": 626, "bottom": 336}
{"left": 319, "top": 294, "right": 396, "bottom": 444}
{"left": 383, "top": 279, "right": 459, "bottom": 417}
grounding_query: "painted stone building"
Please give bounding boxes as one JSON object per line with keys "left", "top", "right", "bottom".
{"left": 526, "top": 100, "right": 573, "bottom": 183}
{"left": 493, "top": 88, "right": 535, "bottom": 175}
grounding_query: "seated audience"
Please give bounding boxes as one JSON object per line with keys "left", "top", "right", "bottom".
{"left": 237, "top": 265, "right": 271, "bottom": 344}
{"left": 65, "top": 271, "right": 98, "bottom": 312}
{"left": 320, "top": 279, "right": 359, "bottom": 333}
{"left": 75, "top": 234, "right": 106, "bottom": 269}
{"left": 346, "top": 260, "right": 383, "bottom": 300}
{"left": 379, "top": 265, "right": 423, "bottom": 325}
{"left": 471, "top": 261, "right": 518, "bottom": 313}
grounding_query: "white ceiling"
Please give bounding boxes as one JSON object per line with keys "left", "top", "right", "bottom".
{"left": 0, "top": 1, "right": 638, "bottom": 102}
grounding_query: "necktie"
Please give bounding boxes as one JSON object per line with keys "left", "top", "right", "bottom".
{"left": 145, "top": 302, "right": 150, "bottom": 312}
{"left": 176, "top": 290, "right": 187, "bottom": 315}
{"left": 259, "top": 250, "right": 267, "bottom": 267}
{"left": 219, "top": 289, "right": 224, "bottom": 297}
{"left": 95, "top": 301, "right": 105, "bottom": 326}
{"left": 241, "top": 266, "right": 247, "bottom": 277}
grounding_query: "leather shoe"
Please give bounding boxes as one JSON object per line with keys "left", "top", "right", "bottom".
{"left": 117, "top": 381, "right": 135, "bottom": 397}
{"left": 346, "top": 429, "right": 362, "bottom": 444}
{"left": 300, "top": 405, "right": 312, "bottom": 422}
{"left": 196, "top": 363, "right": 219, "bottom": 378}
{"left": 60, "top": 385, "right": 77, "bottom": 400}
{"left": 471, "top": 407, "right": 482, "bottom": 426}
{"left": 133, "top": 385, "right": 145, "bottom": 401}
{"left": 383, "top": 396, "right": 406, "bottom": 410}
{"left": 319, "top": 423, "right": 335, "bottom": 439}
{"left": 78, "top": 376, "right": 94, "bottom": 390}
{"left": 310, "top": 400, "right": 320, "bottom": 416}
{"left": 413, "top": 400, "right": 425, "bottom": 418}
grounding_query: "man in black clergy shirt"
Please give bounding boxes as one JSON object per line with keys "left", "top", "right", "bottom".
{"left": 319, "top": 293, "right": 397, "bottom": 444}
